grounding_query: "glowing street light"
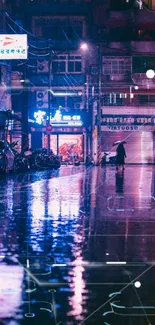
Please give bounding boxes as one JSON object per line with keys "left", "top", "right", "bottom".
{"left": 146, "top": 69, "right": 155, "bottom": 79}
{"left": 80, "top": 42, "right": 89, "bottom": 51}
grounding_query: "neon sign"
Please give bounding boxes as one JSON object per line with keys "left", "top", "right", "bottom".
{"left": 51, "top": 110, "right": 83, "bottom": 126}
{"left": 34, "top": 110, "right": 46, "bottom": 124}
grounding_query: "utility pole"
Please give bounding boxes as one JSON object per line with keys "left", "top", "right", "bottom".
{"left": 22, "top": 64, "right": 29, "bottom": 152}
{"left": 97, "top": 46, "right": 102, "bottom": 165}
{"left": 47, "top": 47, "right": 53, "bottom": 153}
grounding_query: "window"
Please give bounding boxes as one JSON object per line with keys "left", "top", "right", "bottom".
{"left": 149, "top": 96, "right": 155, "bottom": 105}
{"left": 68, "top": 56, "right": 82, "bottom": 72}
{"left": 50, "top": 90, "right": 83, "bottom": 110}
{"left": 0, "top": 141, "right": 5, "bottom": 150}
{"left": 52, "top": 61, "right": 66, "bottom": 73}
{"left": 101, "top": 93, "right": 123, "bottom": 106}
{"left": 132, "top": 56, "right": 155, "bottom": 73}
{"left": 138, "top": 95, "right": 148, "bottom": 105}
{"left": 52, "top": 55, "right": 82, "bottom": 73}
{"left": 41, "top": 20, "right": 83, "bottom": 41}
{"left": 110, "top": 0, "right": 136, "bottom": 10}
{"left": 103, "top": 56, "right": 131, "bottom": 75}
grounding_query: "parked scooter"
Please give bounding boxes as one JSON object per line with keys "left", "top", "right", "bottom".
{"left": 25, "top": 149, "right": 61, "bottom": 170}
{"left": 0, "top": 140, "right": 15, "bottom": 173}
{"left": 101, "top": 152, "right": 116, "bottom": 166}
{"left": 74, "top": 159, "right": 81, "bottom": 166}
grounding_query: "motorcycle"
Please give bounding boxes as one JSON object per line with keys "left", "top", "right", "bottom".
{"left": 14, "top": 152, "right": 30, "bottom": 172}
{"left": 0, "top": 151, "right": 7, "bottom": 173}
{"left": 26, "top": 149, "right": 61, "bottom": 170}
{"left": 101, "top": 152, "right": 116, "bottom": 166}
{"left": 0, "top": 140, "right": 15, "bottom": 173}
{"left": 48, "top": 154, "right": 61, "bottom": 169}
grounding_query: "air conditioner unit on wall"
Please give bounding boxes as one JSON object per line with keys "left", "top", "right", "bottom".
{"left": 36, "top": 91, "right": 49, "bottom": 109}
{"left": 74, "top": 102, "right": 83, "bottom": 109}
{"left": 37, "top": 60, "right": 49, "bottom": 73}
{"left": 90, "top": 65, "right": 99, "bottom": 75}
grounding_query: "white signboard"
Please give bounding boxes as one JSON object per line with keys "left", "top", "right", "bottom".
{"left": 0, "top": 34, "right": 27, "bottom": 60}
{"left": 101, "top": 125, "right": 155, "bottom": 132}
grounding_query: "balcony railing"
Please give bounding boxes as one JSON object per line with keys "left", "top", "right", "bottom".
{"left": 100, "top": 98, "right": 155, "bottom": 107}
{"left": 101, "top": 106, "right": 155, "bottom": 116}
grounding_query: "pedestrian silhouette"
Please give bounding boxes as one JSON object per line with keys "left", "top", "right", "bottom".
{"left": 116, "top": 143, "right": 126, "bottom": 170}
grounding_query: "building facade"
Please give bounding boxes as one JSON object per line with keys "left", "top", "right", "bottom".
{"left": 7, "top": 0, "right": 92, "bottom": 160}
{"left": 4, "top": 0, "right": 155, "bottom": 163}
{"left": 91, "top": 0, "right": 155, "bottom": 164}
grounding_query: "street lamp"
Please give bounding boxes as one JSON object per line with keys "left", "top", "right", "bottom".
{"left": 146, "top": 69, "right": 155, "bottom": 79}
{"left": 129, "top": 85, "right": 139, "bottom": 103}
{"left": 80, "top": 42, "right": 89, "bottom": 51}
{"left": 81, "top": 41, "right": 102, "bottom": 164}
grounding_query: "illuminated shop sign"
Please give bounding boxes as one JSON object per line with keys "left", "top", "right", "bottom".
{"left": 0, "top": 34, "right": 27, "bottom": 60}
{"left": 32, "top": 110, "right": 83, "bottom": 127}
{"left": 108, "top": 126, "right": 139, "bottom": 131}
{"left": 34, "top": 111, "right": 46, "bottom": 124}
{"left": 101, "top": 116, "right": 155, "bottom": 125}
{"left": 101, "top": 125, "right": 155, "bottom": 132}
{"left": 51, "top": 110, "right": 83, "bottom": 126}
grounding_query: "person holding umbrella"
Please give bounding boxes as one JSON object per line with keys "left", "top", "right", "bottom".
{"left": 113, "top": 141, "right": 127, "bottom": 170}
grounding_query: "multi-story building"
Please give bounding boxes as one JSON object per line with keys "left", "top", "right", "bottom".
{"left": 6, "top": 0, "right": 92, "bottom": 161}
{"left": 91, "top": 0, "right": 155, "bottom": 164}
{"left": 4, "top": 0, "right": 155, "bottom": 163}
{"left": 0, "top": 4, "right": 13, "bottom": 141}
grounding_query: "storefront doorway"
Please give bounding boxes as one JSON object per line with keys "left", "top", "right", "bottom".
{"left": 43, "top": 134, "right": 84, "bottom": 162}
{"left": 58, "top": 134, "right": 83, "bottom": 162}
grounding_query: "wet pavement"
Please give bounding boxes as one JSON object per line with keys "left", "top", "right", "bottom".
{"left": 0, "top": 165, "right": 155, "bottom": 325}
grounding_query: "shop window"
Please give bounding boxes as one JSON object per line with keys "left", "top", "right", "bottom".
{"left": 58, "top": 134, "right": 83, "bottom": 162}
{"left": 43, "top": 134, "right": 57, "bottom": 154}
{"left": 103, "top": 56, "right": 131, "bottom": 75}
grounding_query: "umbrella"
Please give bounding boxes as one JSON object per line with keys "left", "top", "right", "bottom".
{"left": 113, "top": 141, "right": 127, "bottom": 146}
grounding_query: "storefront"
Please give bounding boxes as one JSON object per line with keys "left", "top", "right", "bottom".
{"left": 30, "top": 110, "right": 90, "bottom": 162}
{"left": 43, "top": 132, "right": 85, "bottom": 162}
{"left": 101, "top": 115, "right": 155, "bottom": 164}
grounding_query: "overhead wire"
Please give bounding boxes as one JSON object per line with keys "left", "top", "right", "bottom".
{"left": 4, "top": 11, "right": 50, "bottom": 51}
{"left": 5, "top": 12, "right": 45, "bottom": 40}
{"left": 3, "top": 10, "right": 150, "bottom": 100}
{"left": 4, "top": 17, "right": 84, "bottom": 93}
{"left": 5, "top": 20, "right": 51, "bottom": 59}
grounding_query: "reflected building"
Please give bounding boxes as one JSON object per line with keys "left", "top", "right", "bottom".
{"left": 0, "top": 263, "right": 24, "bottom": 320}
